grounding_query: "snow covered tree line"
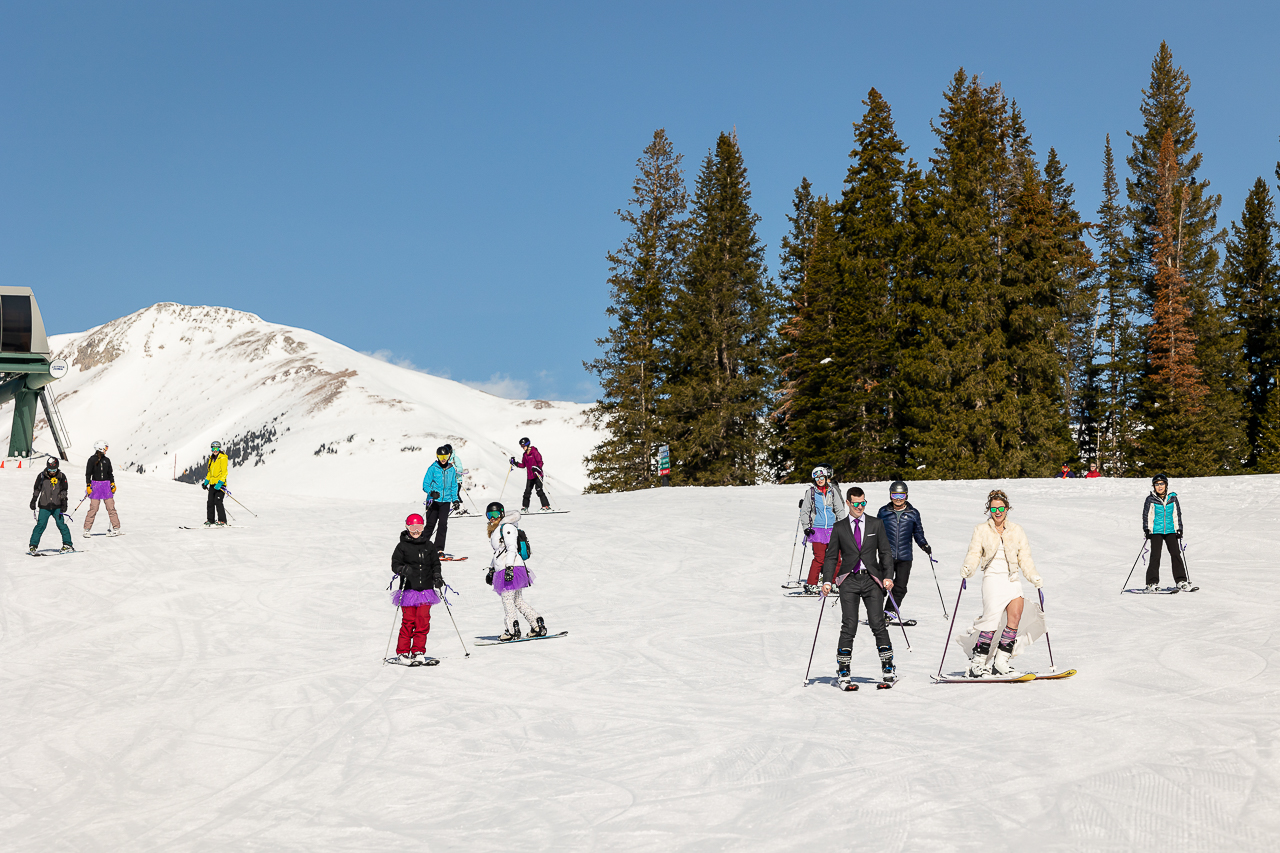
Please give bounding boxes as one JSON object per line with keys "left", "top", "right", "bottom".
{"left": 586, "top": 44, "right": 1280, "bottom": 491}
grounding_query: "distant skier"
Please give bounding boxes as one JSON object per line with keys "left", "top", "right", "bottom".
{"left": 390, "top": 513, "right": 443, "bottom": 664}
{"left": 1054, "top": 463, "right": 1075, "bottom": 479}
{"left": 422, "top": 445, "right": 460, "bottom": 554}
{"left": 510, "top": 437, "right": 552, "bottom": 512}
{"left": 1085, "top": 462, "right": 1102, "bottom": 479}
{"left": 443, "top": 443, "right": 465, "bottom": 513}
{"left": 958, "top": 490, "right": 1045, "bottom": 678}
{"left": 485, "top": 501, "right": 547, "bottom": 641}
{"left": 876, "top": 480, "right": 931, "bottom": 625}
{"left": 1143, "top": 474, "right": 1190, "bottom": 592}
{"left": 821, "top": 487, "right": 896, "bottom": 682}
{"left": 83, "top": 440, "right": 121, "bottom": 537}
{"left": 29, "top": 457, "right": 74, "bottom": 554}
{"left": 798, "top": 465, "right": 847, "bottom": 593}
{"left": 202, "top": 441, "right": 228, "bottom": 526}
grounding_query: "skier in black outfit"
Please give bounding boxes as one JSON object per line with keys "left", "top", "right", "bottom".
{"left": 1143, "top": 473, "right": 1190, "bottom": 591}
{"left": 822, "top": 486, "right": 896, "bottom": 682}
{"left": 29, "top": 457, "right": 74, "bottom": 554}
{"left": 876, "top": 480, "right": 931, "bottom": 626}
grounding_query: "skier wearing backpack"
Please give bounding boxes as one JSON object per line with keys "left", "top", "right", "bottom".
{"left": 83, "top": 440, "right": 122, "bottom": 537}
{"left": 484, "top": 501, "right": 547, "bottom": 641}
{"left": 876, "top": 480, "right": 931, "bottom": 626}
{"left": 510, "top": 437, "right": 552, "bottom": 512}
{"left": 1143, "top": 474, "right": 1190, "bottom": 591}
{"left": 29, "top": 457, "right": 74, "bottom": 554}
{"left": 390, "top": 513, "right": 444, "bottom": 665}
{"left": 797, "top": 465, "right": 847, "bottom": 593}
{"left": 421, "top": 445, "right": 461, "bottom": 554}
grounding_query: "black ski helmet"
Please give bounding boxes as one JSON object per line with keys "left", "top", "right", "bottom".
{"left": 519, "top": 437, "right": 531, "bottom": 447}
{"left": 436, "top": 445, "right": 449, "bottom": 456}
{"left": 442, "top": 443, "right": 453, "bottom": 454}
{"left": 485, "top": 501, "right": 505, "bottom": 519}
{"left": 46, "top": 456, "right": 59, "bottom": 470}
{"left": 890, "top": 480, "right": 908, "bottom": 496}
{"left": 1152, "top": 473, "right": 1169, "bottom": 486}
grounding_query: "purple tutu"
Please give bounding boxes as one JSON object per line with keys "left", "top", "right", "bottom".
{"left": 806, "top": 527, "right": 833, "bottom": 545}
{"left": 492, "top": 565, "right": 533, "bottom": 594}
{"left": 391, "top": 588, "right": 441, "bottom": 607}
{"left": 89, "top": 480, "right": 114, "bottom": 500}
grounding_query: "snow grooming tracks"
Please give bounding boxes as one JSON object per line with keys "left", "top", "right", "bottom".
{"left": 473, "top": 631, "right": 568, "bottom": 646}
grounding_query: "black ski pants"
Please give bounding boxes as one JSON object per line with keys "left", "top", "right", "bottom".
{"left": 1146, "top": 533, "right": 1187, "bottom": 585}
{"left": 888, "top": 559, "right": 912, "bottom": 611}
{"left": 837, "top": 570, "right": 891, "bottom": 654}
{"left": 522, "top": 476, "right": 549, "bottom": 511}
{"left": 425, "top": 502, "right": 451, "bottom": 553}
{"left": 206, "top": 487, "right": 226, "bottom": 524}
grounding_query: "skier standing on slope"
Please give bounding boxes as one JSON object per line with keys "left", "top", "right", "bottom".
{"left": 29, "top": 457, "right": 74, "bottom": 554}
{"left": 959, "top": 490, "right": 1045, "bottom": 678}
{"left": 390, "top": 513, "right": 444, "bottom": 664}
{"left": 821, "top": 487, "right": 896, "bottom": 682}
{"left": 421, "top": 445, "right": 460, "bottom": 554}
{"left": 485, "top": 501, "right": 547, "bottom": 641}
{"left": 1143, "top": 474, "right": 1191, "bottom": 592}
{"left": 876, "top": 481, "right": 931, "bottom": 627}
{"left": 797, "top": 465, "right": 847, "bottom": 593}
{"left": 202, "top": 441, "right": 229, "bottom": 526}
{"left": 83, "top": 440, "right": 122, "bottom": 537}
{"left": 510, "top": 437, "right": 552, "bottom": 512}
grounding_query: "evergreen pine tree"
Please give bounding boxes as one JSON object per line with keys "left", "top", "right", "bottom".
{"left": 584, "top": 129, "right": 688, "bottom": 492}
{"left": 660, "top": 132, "right": 777, "bottom": 485}
{"left": 1094, "top": 136, "right": 1144, "bottom": 474}
{"left": 770, "top": 178, "right": 818, "bottom": 480}
{"left": 1256, "top": 373, "right": 1280, "bottom": 474}
{"left": 1125, "top": 42, "right": 1244, "bottom": 473}
{"left": 1223, "top": 177, "right": 1280, "bottom": 467}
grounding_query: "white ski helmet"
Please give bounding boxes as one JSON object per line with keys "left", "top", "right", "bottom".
{"left": 93, "top": 440, "right": 108, "bottom": 452}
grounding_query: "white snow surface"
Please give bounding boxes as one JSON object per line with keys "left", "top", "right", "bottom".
{"left": 2, "top": 470, "right": 1277, "bottom": 851}
{"left": 5, "top": 302, "right": 600, "bottom": 501}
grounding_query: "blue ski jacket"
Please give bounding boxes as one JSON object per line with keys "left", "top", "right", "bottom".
{"left": 876, "top": 501, "right": 931, "bottom": 562}
{"left": 1143, "top": 492, "right": 1183, "bottom": 535}
{"left": 422, "top": 461, "right": 460, "bottom": 502}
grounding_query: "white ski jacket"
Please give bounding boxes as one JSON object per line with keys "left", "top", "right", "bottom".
{"left": 488, "top": 512, "right": 525, "bottom": 570}
{"left": 960, "top": 518, "right": 1042, "bottom": 587}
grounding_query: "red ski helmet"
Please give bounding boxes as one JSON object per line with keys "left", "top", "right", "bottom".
{"left": 405, "top": 514, "right": 425, "bottom": 526}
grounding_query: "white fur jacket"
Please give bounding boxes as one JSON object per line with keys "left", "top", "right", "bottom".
{"left": 960, "top": 518, "right": 1042, "bottom": 587}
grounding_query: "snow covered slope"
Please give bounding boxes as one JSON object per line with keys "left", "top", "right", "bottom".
{"left": 3, "top": 302, "right": 599, "bottom": 501}
{"left": 1, "top": 472, "right": 1277, "bottom": 850}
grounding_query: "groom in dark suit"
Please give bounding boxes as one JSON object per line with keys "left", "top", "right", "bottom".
{"left": 822, "top": 486, "right": 896, "bottom": 680}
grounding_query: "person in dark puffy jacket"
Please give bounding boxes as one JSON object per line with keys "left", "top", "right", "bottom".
{"left": 29, "top": 457, "right": 73, "bottom": 553}
{"left": 390, "top": 513, "right": 444, "bottom": 664}
{"left": 1142, "top": 474, "right": 1189, "bottom": 591}
{"left": 876, "top": 480, "right": 931, "bottom": 625}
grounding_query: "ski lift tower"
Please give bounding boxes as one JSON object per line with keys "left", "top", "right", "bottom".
{"left": 0, "top": 287, "right": 71, "bottom": 459}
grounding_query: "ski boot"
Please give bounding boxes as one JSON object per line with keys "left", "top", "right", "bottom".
{"left": 804, "top": 584, "right": 821, "bottom": 595}
{"left": 528, "top": 617, "right": 547, "bottom": 637}
{"left": 540, "top": 505, "right": 553, "bottom": 512}
{"left": 28, "top": 544, "right": 38, "bottom": 555}
{"left": 836, "top": 647, "right": 852, "bottom": 680}
{"left": 1176, "top": 581, "right": 1193, "bottom": 591}
{"left": 499, "top": 621, "right": 522, "bottom": 642}
{"left": 396, "top": 652, "right": 414, "bottom": 665}
{"left": 520, "top": 506, "right": 530, "bottom": 513}
{"left": 991, "top": 648, "right": 1021, "bottom": 676}
{"left": 879, "top": 646, "right": 896, "bottom": 682}
{"left": 109, "top": 527, "right": 121, "bottom": 536}
{"left": 1144, "top": 583, "right": 1158, "bottom": 592}
{"left": 411, "top": 652, "right": 429, "bottom": 666}
{"left": 967, "top": 634, "right": 993, "bottom": 677}
{"left": 203, "top": 521, "right": 216, "bottom": 527}
{"left": 82, "top": 530, "right": 91, "bottom": 539}
{"left": 60, "top": 544, "right": 75, "bottom": 553}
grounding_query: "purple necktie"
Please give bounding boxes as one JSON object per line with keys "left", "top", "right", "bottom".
{"left": 854, "top": 517, "right": 862, "bottom": 550}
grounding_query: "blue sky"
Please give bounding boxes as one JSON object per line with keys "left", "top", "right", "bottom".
{"left": 2, "top": 1, "right": 1277, "bottom": 402}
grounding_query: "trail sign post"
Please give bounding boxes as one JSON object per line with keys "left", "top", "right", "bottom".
{"left": 658, "top": 444, "right": 670, "bottom": 487}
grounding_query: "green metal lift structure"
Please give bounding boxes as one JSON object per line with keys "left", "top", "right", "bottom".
{"left": 0, "top": 287, "right": 71, "bottom": 459}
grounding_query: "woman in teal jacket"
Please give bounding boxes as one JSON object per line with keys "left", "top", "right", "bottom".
{"left": 1142, "top": 474, "right": 1189, "bottom": 591}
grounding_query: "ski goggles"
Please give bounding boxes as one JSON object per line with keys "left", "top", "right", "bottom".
{"left": 988, "top": 506, "right": 1008, "bottom": 515}
{"left": 486, "top": 509, "right": 503, "bottom": 520}
{"left": 848, "top": 501, "right": 867, "bottom": 508}
{"left": 890, "top": 493, "right": 907, "bottom": 500}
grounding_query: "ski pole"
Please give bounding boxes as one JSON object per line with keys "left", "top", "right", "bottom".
{"left": 224, "top": 489, "right": 258, "bottom": 517}
{"left": 802, "top": 591, "right": 830, "bottom": 687}
{"left": 794, "top": 540, "right": 811, "bottom": 587}
{"left": 1179, "top": 538, "right": 1193, "bottom": 584}
{"left": 1037, "top": 589, "right": 1056, "bottom": 673}
{"left": 71, "top": 494, "right": 88, "bottom": 516}
{"left": 936, "top": 578, "right": 966, "bottom": 679}
{"left": 1120, "top": 539, "right": 1149, "bottom": 593}
{"left": 782, "top": 515, "right": 802, "bottom": 585}
{"left": 383, "top": 600, "right": 402, "bottom": 665}
{"left": 499, "top": 464, "right": 512, "bottom": 501}
{"left": 928, "top": 555, "right": 948, "bottom": 617}
{"left": 440, "top": 587, "right": 470, "bottom": 658}
{"left": 870, "top": 576, "right": 911, "bottom": 651}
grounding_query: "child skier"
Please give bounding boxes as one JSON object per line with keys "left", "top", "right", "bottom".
{"left": 201, "top": 441, "right": 228, "bottom": 526}
{"left": 422, "top": 445, "right": 461, "bottom": 554}
{"left": 510, "top": 437, "right": 551, "bottom": 512}
{"left": 29, "top": 457, "right": 74, "bottom": 554}
{"left": 1143, "top": 474, "right": 1190, "bottom": 591}
{"left": 958, "top": 490, "right": 1045, "bottom": 677}
{"left": 83, "top": 440, "right": 121, "bottom": 537}
{"left": 390, "top": 513, "right": 444, "bottom": 664}
{"left": 485, "top": 501, "right": 547, "bottom": 641}
{"left": 798, "top": 465, "right": 847, "bottom": 593}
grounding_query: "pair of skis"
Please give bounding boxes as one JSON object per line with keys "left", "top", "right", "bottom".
{"left": 931, "top": 669, "right": 1077, "bottom": 683}
{"left": 1122, "top": 585, "right": 1198, "bottom": 594}
{"left": 384, "top": 656, "right": 441, "bottom": 667}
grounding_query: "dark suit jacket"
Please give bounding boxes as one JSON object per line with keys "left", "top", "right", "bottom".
{"left": 821, "top": 513, "right": 894, "bottom": 586}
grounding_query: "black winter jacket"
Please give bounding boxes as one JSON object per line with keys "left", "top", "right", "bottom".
{"left": 86, "top": 452, "right": 115, "bottom": 484}
{"left": 876, "top": 501, "right": 930, "bottom": 562}
{"left": 31, "top": 469, "right": 69, "bottom": 512}
{"left": 391, "top": 530, "right": 442, "bottom": 591}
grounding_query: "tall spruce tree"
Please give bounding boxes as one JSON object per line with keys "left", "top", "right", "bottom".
{"left": 660, "top": 131, "right": 776, "bottom": 485}
{"left": 1126, "top": 42, "right": 1244, "bottom": 473}
{"left": 1094, "top": 136, "right": 1143, "bottom": 474}
{"left": 1223, "top": 177, "right": 1280, "bottom": 467}
{"left": 584, "top": 129, "right": 688, "bottom": 492}
{"left": 898, "top": 71, "right": 1073, "bottom": 478}
{"left": 770, "top": 178, "right": 818, "bottom": 479}
{"left": 1256, "top": 372, "right": 1280, "bottom": 474}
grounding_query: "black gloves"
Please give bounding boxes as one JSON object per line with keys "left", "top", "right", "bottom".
{"left": 1176, "top": 531, "right": 1183, "bottom": 539}
{"left": 922, "top": 544, "right": 932, "bottom": 555}
{"left": 485, "top": 568, "right": 494, "bottom": 586}
{"left": 803, "top": 527, "right": 815, "bottom": 537}
{"left": 509, "top": 457, "right": 517, "bottom": 466}
{"left": 430, "top": 491, "right": 440, "bottom": 500}
{"left": 201, "top": 482, "right": 208, "bottom": 490}
{"left": 452, "top": 501, "right": 461, "bottom": 511}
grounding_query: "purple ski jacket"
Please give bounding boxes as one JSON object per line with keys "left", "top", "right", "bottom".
{"left": 514, "top": 446, "right": 544, "bottom": 480}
